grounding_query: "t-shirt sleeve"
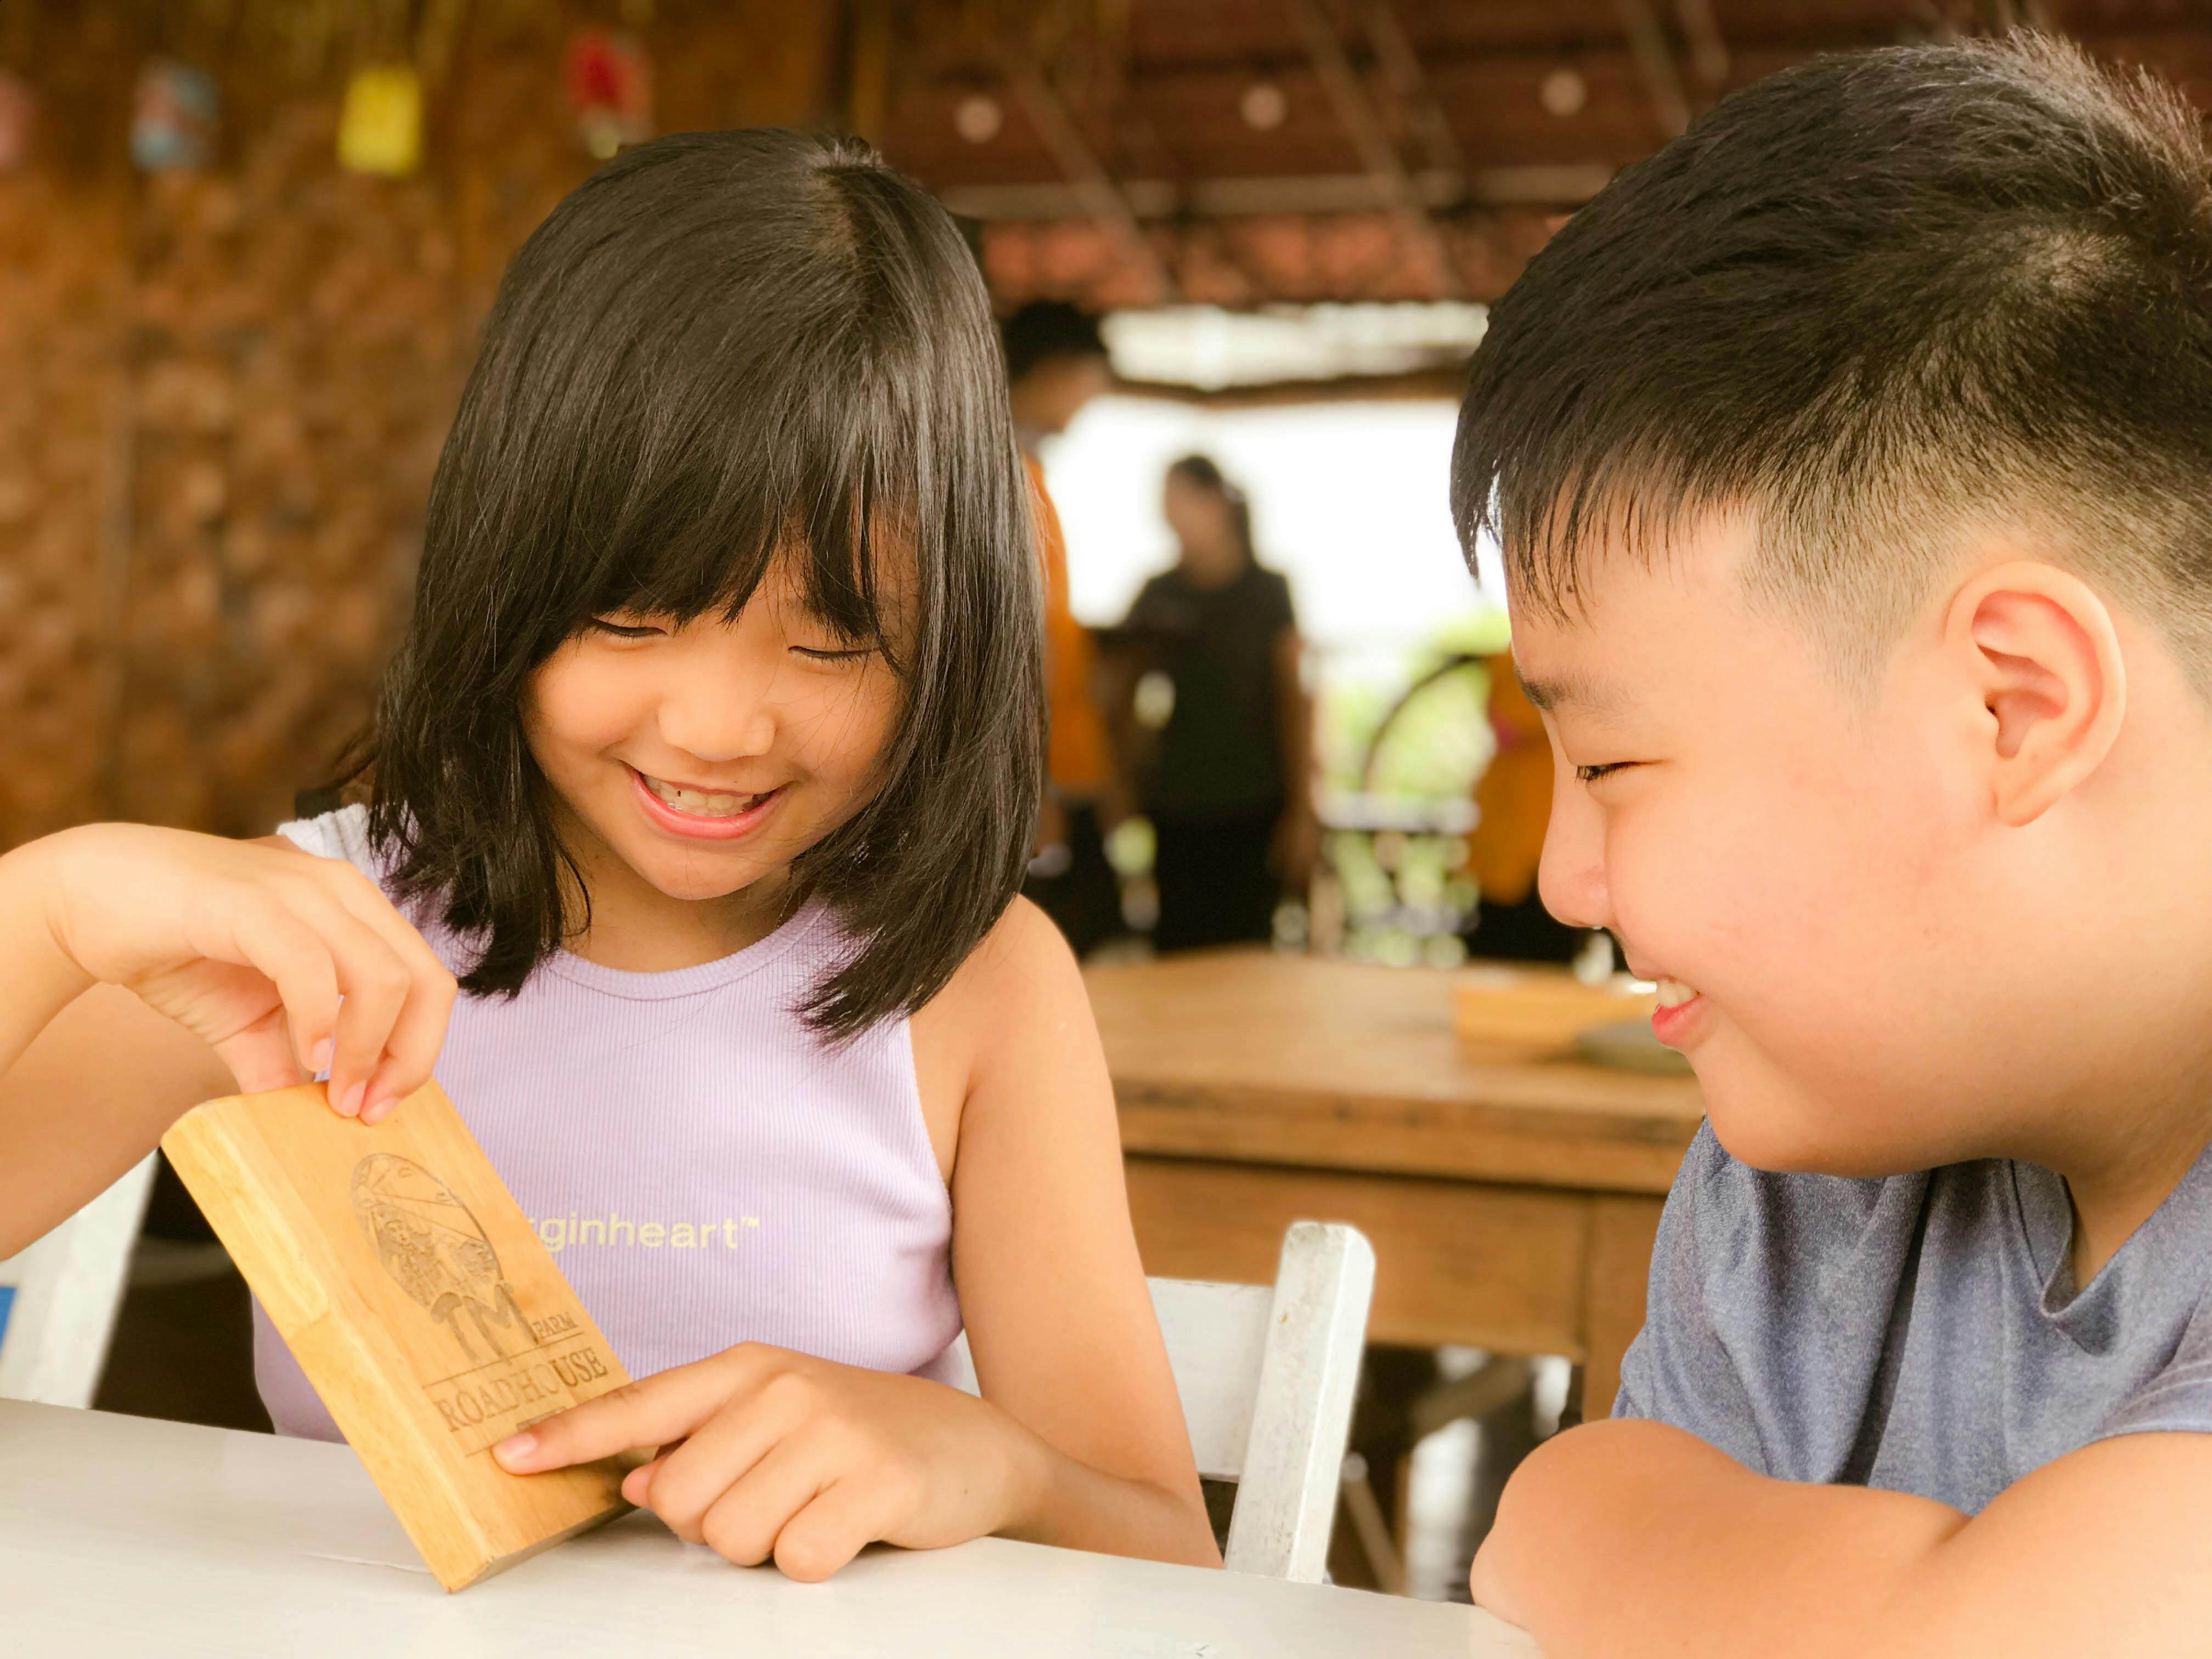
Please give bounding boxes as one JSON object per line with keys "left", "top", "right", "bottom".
{"left": 1611, "top": 1124, "right": 1770, "bottom": 1474}
{"left": 274, "top": 801, "right": 375, "bottom": 868}
{"left": 274, "top": 810, "right": 342, "bottom": 859}
{"left": 1260, "top": 569, "right": 1296, "bottom": 635}
{"left": 2100, "top": 1295, "right": 2212, "bottom": 1442}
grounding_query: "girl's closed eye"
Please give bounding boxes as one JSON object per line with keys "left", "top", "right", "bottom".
{"left": 588, "top": 616, "right": 668, "bottom": 641}
{"left": 1576, "top": 761, "right": 1638, "bottom": 783}
{"left": 789, "top": 642, "right": 879, "bottom": 663}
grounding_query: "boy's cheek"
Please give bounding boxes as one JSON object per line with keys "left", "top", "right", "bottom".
{"left": 1694, "top": 996, "right": 1959, "bottom": 1176}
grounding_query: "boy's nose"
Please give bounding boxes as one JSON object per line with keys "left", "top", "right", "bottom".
{"left": 1536, "top": 774, "right": 1612, "bottom": 933}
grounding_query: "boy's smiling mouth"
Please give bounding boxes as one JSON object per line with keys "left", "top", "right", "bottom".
{"left": 1650, "top": 975, "right": 1706, "bottom": 1048}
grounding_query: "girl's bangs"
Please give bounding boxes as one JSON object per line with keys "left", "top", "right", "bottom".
{"left": 563, "top": 308, "right": 915, "bottom": 661}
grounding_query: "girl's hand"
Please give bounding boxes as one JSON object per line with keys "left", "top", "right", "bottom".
{"left": 30, "top": 823, "right": 455, "bottom": 1122}
{"left": 492, "top": 1344, "right": 1042, "bottom": 1581}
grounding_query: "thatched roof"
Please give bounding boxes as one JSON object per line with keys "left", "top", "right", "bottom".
{"left": 867, "top": 0, "right": 2212, "bottom": 306}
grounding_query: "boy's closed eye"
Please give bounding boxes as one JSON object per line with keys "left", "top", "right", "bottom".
{"left": 1575, "top": 761, "right": 1640, "bottom": 783}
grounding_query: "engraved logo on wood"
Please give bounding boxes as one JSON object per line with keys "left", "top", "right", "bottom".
{"left": 348, "top": 1152, "right": 614, "bottom": 1455}
{"left": 351, "top": 1154, "right": 537, "bottom": 1363}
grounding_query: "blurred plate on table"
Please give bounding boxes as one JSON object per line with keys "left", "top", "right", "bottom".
{"left": 1573, "top": 1018, "right": 1694, "bottom": 1076}
{"left": 1453, "top": 964, "right": 1656, "bottom": 1058}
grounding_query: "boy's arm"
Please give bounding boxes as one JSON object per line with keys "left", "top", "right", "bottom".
{"left": 1473, "top": 1418, "right": 2212, "bottom": 1659}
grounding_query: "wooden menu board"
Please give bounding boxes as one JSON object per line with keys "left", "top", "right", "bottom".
{"left": 162, "top": 1081, "right": 631, "bottom": 1590}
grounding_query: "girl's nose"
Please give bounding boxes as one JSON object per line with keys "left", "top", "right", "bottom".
{"left": 656, "top": 683, "right": 778, "bottom": 764}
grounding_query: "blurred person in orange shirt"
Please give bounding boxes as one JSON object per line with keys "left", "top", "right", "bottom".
{"left": 1465, "top": 650, "right": 1592, "bottom": 965}
{"left": 1003, "top": 302, "right": 1123, "bottom": 956}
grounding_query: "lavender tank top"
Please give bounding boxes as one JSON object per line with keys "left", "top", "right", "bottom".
{"left": 253, "top": 805, "right": 962, "bottom": 1441}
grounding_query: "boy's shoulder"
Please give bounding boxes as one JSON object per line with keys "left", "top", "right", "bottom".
{"left": 1621, "top": 1122, "right": 2212, "bottom": 1514}
{"left": 1663, "top": 1121, "right": 1934, "bottom": 1289}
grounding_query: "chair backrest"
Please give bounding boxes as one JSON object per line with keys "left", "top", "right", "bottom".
{"left": 0, "top": 1154, "right": 157, "bottom": 1408}
{"left": 941, "top": 1219, "right": 1375, "bottom": 1582}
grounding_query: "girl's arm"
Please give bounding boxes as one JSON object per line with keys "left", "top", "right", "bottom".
{"left": 930, "top": 897, "right": 1215, "bottom": 1563}
{"left": 0, "top": 825, "right": 456, "bottom": 1255}
{"left": 494, "top": 898, "right": 1220, "bottom": 1578}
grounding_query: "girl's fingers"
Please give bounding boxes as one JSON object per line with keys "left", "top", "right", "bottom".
{"left": 227, "top": 899, "right": 345, "bottom": 1085}
{"left": 636, "top": 1407, "right": 788, "bottom": 1543}
{"left": 494, "top": 1351, "right": 774, "bottom": 1474}
{"left": 770, "top": 1479, "right": 890, "bottom": 1583}
{"left": 620, "top": 1451, "right": 669, "bottom": 1508}
{"left": 314, "top": 867, "right": 456, "bottom": 1120}
{"left": 217, "top": 1005, "right": 318, "bottom": 1095}
{"left": 276, "top": 882, "right": 418, "bottom": 1119}
{"left": 696, "top": 1441, "right": 836, "bottom": 1568}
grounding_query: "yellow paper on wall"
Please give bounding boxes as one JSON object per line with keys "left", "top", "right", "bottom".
{"left": 339, "top": 65, "right": 423, "bottom": 178}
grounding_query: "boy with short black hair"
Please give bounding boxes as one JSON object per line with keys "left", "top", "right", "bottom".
{"left": 1455, "top": 35, "right": 2212, "bottom": 1657}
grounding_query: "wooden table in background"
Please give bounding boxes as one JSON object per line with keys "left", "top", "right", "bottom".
{"left": 1087, "top": 950, "right": 1706, "bottom": 1418}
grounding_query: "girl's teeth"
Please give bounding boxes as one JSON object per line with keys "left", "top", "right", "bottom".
{"left": 1655, "top": 977, "right": 1700, "bottom": 1009}
{"left": 647, "top": 777, "right": 757, "bottom": 817}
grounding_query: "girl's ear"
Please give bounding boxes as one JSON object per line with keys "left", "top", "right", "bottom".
{"left": 1943, "top": 560, "right": 2126, "bottom": 827}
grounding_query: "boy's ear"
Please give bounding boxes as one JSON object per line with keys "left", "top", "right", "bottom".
{"left": 1943, "top": 561, "right": 2126, "bottom": 827}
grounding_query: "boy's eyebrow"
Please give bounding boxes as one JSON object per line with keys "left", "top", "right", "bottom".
{"left": 1515, "top": 665, "right": 1626, "bottom": 714}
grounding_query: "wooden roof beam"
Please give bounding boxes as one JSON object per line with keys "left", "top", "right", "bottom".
{"left": 1673, "top": 0, "right": 1731, "bottom": 93}
{"left": 1615, "top": 0, "right": 1691, "bottom": 138}
{"left": 1359, "top": 0, "right": 1463, "bottom": 177}
{"left": 996, "top": 42, "right": 1181, "bottom": 303}
{"left": 1285, "top": 0, "right": 1462, "bottom": 298}
{"left": 938, "top": 165, "right": 1614, "bottom": 221}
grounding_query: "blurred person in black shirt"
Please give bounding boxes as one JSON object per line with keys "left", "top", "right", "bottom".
{"left": 1112, "top": 455, "right": 1316, "bottom": 952}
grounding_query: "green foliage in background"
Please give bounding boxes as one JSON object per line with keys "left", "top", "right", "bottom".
{"left": 1317, "top": 605, "right": 1512, "bottom": 963}
{"left": 1317, "top": 607, "right": 1510, "bottom": 797}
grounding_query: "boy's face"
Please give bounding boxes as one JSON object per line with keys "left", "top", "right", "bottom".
{"left": 1515, "top": 518, "right": 2043, "bottom": 1176}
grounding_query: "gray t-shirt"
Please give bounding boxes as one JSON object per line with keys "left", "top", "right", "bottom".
{"left": 1615, "top": 1123, "right": 2212, "bottom": 1514}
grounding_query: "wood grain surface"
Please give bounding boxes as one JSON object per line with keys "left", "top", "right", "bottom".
{"left": 1090, "top": 950, "right": 1702, "bottom": 1416}
{"left": 1091, "top": 950, "right": 1705, "bottom": 1193}
{"left": 162, "top": 1081, "right": 631, "bottom": 1590}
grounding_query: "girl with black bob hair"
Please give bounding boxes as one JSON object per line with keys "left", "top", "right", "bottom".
{"left": 0, "top": 129, "right": 1217, "bottom": 1580}
{"left": 371, "top": 127, "right": 1034, "bottom": 1036}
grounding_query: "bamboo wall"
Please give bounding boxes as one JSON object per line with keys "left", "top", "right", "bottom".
{"left": 0, "top": 2, "right": 836, "bottom": 847}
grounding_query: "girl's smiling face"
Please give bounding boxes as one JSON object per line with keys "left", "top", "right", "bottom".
{"left": 521, "top": 557, "right": 901, "bottom": 954}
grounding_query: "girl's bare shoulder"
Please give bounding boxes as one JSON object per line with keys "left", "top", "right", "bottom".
{"left": 906, "top": 898, "right": 1095, "bottom": 1180}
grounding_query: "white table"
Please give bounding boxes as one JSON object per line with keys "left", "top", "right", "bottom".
{"left": 0, "top": 1402, "right": 1537, "bottom": 1657}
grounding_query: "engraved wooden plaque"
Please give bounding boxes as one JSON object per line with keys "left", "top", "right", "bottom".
{"left": 162, "top": 1081, "right": 633, "bottom": 1590}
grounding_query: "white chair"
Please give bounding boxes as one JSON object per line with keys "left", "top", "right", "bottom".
{"left": 943, "top": 1219, "right": 1375, "bottom": 1582}
{"left": 0, "top": 1155, "right": 157, "bottom": 1408}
